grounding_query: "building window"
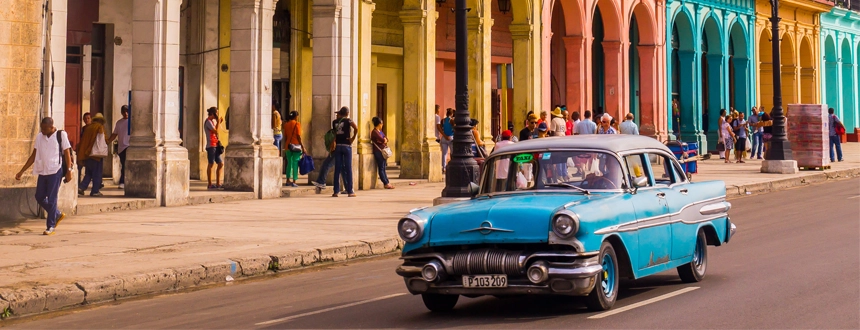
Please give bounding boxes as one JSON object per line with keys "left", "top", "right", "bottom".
{"left": 273, "top": 9, "right": 291, "bottom": 48}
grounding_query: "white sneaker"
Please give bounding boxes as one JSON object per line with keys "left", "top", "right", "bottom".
{"left": 43, "top": 227, "right": 55, "bottom": 236}
{"left": 118, "top": 184, "right": 124, "bottom": 189}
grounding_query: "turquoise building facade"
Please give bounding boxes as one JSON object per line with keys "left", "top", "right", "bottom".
{"left": 821, "top": 5, "right": 860, "bottom": 133}
{"left": 666, "top": 0, "right": 757, "bottom": 151}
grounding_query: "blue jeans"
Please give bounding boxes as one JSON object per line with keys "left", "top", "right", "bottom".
{"left": 333, "top": 145, "right": 354, "bottom": 194}
{"left": 830, "top": 135, "right": 843, "bottom": 162}
{"left": 750, "top": 132, "right": 763, "bottom": 159}
{"left": 36, "top": 168, "right": 64, "bottom": 229}
{"left": 273, "top": 134, "right": 282, "bottom": 150}
{"left": 79, "top": 158, "right": 103, "bottom": 194}
{"left": 118, "top": 149, "right": 127, "bottom": 184}
{"left": 315, "top": 153, "right": 334, "bottom": 186}
{"left": 440, "top": 138, "right": 452, "bottom": 170}
{"left": 373, "top": 149, "right": 390, "bottom": 185}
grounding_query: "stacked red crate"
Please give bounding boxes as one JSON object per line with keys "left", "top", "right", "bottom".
{"left": 787, "top": 104, "right": 830, "bottom": 168}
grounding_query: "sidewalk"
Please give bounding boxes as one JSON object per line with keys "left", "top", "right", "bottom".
{"left": 0, "top": 143, "right": 857, "bottom": 319}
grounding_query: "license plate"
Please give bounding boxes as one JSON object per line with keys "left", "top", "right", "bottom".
{"left": 462, "top": 275, "right": 508, "bottom": 288}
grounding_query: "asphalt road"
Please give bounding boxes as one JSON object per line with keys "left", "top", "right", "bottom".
{"left": 7, "top": 179, "right": 860, "bottom": 329}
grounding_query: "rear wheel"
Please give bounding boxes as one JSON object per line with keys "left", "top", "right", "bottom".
{"left": 677, "top": 230, "right": 708, "bottom": 283}
{"left": 585, "top": 241, "right": 619, "bottom": 311}
{"left": 421, "top": 294, "right": 459, "bottom": 312}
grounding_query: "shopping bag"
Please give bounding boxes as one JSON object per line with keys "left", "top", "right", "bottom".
{"left": 298, "top": 153, "right": 315, "bottom": 175}
{"left": 91, "top": 132, "right": 109, "bottom": 157}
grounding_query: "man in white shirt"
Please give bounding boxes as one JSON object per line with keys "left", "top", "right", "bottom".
{"left": 619, "top": 113, "right": 639, "bottom": 135}
{"left": 108, "top": 105, "right": 130, "bottom": 189}
{"left": 550, "top": 107, "right": 567, "bottom": 136}
{"left": 574, "top": 110, "right": 597, "bottom": 135}
{"left": 16, "top": 117, "right": 73, "bottom": 236}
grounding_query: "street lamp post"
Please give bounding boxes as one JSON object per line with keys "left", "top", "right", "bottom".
{"left": 441, "top": 0, "right": 479, "bottom": 198}
{"left": 765, "top": 0, "right": 793, "bottom": 161}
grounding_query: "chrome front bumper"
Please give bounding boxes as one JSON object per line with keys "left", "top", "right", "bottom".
{"left": 397, "top": 250, "right": 602, "bottom": 296}
{"left": 725, "top": 216, "right": 737, "bottom": 243}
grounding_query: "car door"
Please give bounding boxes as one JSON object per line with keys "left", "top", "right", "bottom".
{"left": 653, "top": 154, "right": 704, "bottom": 260}
{"left": 623, "top": 154, "right": 672, "bottom": 271}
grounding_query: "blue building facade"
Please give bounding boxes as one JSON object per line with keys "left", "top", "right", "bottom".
{"left": 821, "top": 3, "right": 860, "bottom": 133}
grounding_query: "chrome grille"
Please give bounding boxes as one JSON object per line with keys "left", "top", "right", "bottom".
{"left": 452, "top": 249, "right": 523, "bottom": 275}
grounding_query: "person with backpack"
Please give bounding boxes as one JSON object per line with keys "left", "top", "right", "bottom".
{"left": 829, "top": 108, "right": 845, "bottom": 162}
{"left": 312, "top": 111, "right": 344, "bottom": 194}
{"left": 16, "top": 117, "right": 73, "bottom": 236}
{"left": 332, "top": 107, "right": 358, "bottom": 197}
{"left": 282, "top": 111, "right": 304, "bottom": 187}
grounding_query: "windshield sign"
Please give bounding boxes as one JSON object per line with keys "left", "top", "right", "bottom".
{"left": 481, "top": 151, "right": 624, "bottom": 194}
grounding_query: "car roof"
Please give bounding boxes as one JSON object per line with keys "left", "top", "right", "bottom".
{"left": 494, "top": 135, "right": 672, "bottom": 155}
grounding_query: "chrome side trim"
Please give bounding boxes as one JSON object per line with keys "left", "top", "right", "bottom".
{"left": 699, "top": 202, "right": 732, "bottom": 216}
{"left": 593, "top": 195, "right": 728, "bottom": 235}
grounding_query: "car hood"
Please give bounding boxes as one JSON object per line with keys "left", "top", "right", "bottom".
{"left": 428, "top": 193, "right": 596, "bottom": 246}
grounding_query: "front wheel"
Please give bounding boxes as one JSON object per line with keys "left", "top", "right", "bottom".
{"left": 585, "top": 241, "right": 619, "bottom": 311}
{"left": 677, "top": 230, "right": 708, "bottom": 283}
{"left": 421, "top": 294, "right": 459, "bottom": 312}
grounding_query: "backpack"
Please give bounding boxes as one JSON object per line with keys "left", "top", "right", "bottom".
{"left": 56, "top": 130, "right": 68, "bottom": 177}
{"left": 324, "top": 118, "right": 344, "bottom": 151}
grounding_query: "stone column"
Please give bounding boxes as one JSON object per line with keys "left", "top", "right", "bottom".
{"left": 510, "top": 23, "right": 541, "bottom": 129}
{"left": 399, "top": 6, "right": 441, "bottom": 182}
{"left": 563, "top": 36, "right": 585, "bottom": 117}
{"left": 48, "top": 0, "right": 78, "bottom": 213}
{"left": 126, "top": 0, "right": 190, "bottom": 206}
{"left": 637, "top": 44, "right": 663, "bottom": 140}
{"left": 677, "top": 49, "right": 705, "bottom": 147}
{"left": 706, "top": 53, "right": 725, "bottom": 150}
{"left": 309, "top": 1, "right": 354, "bottom": 186}
{"left": 356, "top": 0, "right": 376, "bottom": 190}
{"left": 222, "top": 0, "right": 281, "bottom": 199}
{"left": 732, "top": 57, "right": 750, "bottom": 116}
{"left": 185, "top": 0, "right": 221, "bottom": 180}
{"left": 601, "top": 41, "right": 623, "bottom": 121}
{"left": 467, "top": 4, "right": 493, "bottom": 148}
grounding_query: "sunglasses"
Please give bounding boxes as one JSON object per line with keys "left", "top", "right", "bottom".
{"left": 529, "top": 121, "right": 537, "bottom": 124}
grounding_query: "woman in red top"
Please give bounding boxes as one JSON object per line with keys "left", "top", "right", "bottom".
{"left": 204, "top": 107, "right": 223, "bottom": 189}
{"left": 371, "top": 117, "right": 394, "bottom": 189}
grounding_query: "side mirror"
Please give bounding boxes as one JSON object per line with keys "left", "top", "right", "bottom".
{"left": 468, "top": 182, "right": 481, "bottom": 197}
{"left": 630, "top": 176, "right": 648, "bottom": 194}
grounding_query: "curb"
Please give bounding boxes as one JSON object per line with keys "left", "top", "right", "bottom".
{"left": 0, "top": 237, "right": 404, "bottom": 321}
{"left": 725, "top": 167, "right": 860, "bottom": 198}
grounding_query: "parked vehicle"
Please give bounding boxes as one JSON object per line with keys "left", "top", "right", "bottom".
{"left": 396, "top": 135, "right": 737, "bottom": 312}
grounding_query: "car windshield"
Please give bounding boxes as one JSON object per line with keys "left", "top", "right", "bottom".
{"left": 481, "top": 151, "right": 625, "bottom": 194}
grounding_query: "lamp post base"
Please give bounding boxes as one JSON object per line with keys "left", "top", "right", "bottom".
{"left": 433, "top": 196, "right": 471, "bottom": 206}
{"left": 760, "top": 160, "right": 799, "bottom": 174}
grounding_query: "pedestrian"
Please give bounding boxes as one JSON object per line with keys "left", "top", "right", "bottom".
{"left": 492, "top": 130, "right": 515, "bottom": 153}
{"left": 434, "top": 104, "right": 442, "bottom": 143}
{"left": 15, "top": 117, "right": 73, "bottom": 235}
{"left": 371, "top": 117, "right": 395, "bottom": 189}
{"left": 332, "top": 106, "right": 358, "bottom": 197}
{"left": 574, "top": 110, "right": 597, "bottom": 135}
{"left": 563, "top": 110, "right": 574, "bottom": 136}
{"left": 760, "top": 108, "right": 773, "bottom": 154}
{"left": 272, "top": 109, "right": 283, "bottom": 150}
{"left": 610, "top": 118, "right": 620, "bottom": 132}
{"left": 672, "top": 99, "right": 681, "bottom": 139}
{"left": 439, "top": 108, "right": 454, "bottom": 174}
{"left": 717, "top": 109, "right": 727, "bottom": 159}
{"left": 597, "top": 114, "right": 618, "bottom": 134}
{"left": 77, "top": 113, "right": 107, "bottom": 196}
{"left": 106, "top": 105, "right": 130, "bottom": 189}
{"left": 283, "top": 110, "right": 304, "bottom": 187}
{"left": 507, "top": 122, "right": 519, "bottom": 142}
{"left": 537, "top": 122, "right": 549, "bottom": 138}
{"left": 470, "top": 119, "right": 487, "bottom": 157}
{"left": 828, "top": 108, "right": 845, "bottom": 162}
{"left": 733, "top": 112, "right": 748, "bottom": 163}
{"left": 204, "top": 107, "right": 224, "bottom": 189}
{"left": 519, "top": 114, "right": 538, "bottom": 141}
{"left": 524, "top": 110, "right": 535, "bottom": 127}
{"left": 538, "top": 111, "right": 549, "bottom": 126}
{"left": 312, "top": 130, "right": 337, "bottom": 194}
{"left": 620, "top": 113, "right": 639, "bottom": 135}
{"left": 572, "top": 111, "right": 581, "bottom": 126}
{"left": 748, "top": 107, "right": 763, "bottom": 159}
{"left": 76, "top": 112, "right": 91, "bottom": 184}
{"left": 550, "top": 107, "right": 567, "bottom": 137}
{"left": 720, "top": 112, "right": 736, "bottom": 164}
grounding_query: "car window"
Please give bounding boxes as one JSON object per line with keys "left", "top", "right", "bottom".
{"left": 648, "top": 153, "right": 676, "bottom": 186}
{"left": 673, "top": 161, "right": 687, "bottom": 183}
{"left": 624, "top": 154, "right": 650, "bottom": 187}
{"left": 481, "top": 151, "right": 623, "bottom": 193}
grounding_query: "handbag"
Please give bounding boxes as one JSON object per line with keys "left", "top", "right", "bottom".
{"left": 298, "top": 153, "right": 315, "bottom": 175}
{"left": 372, "top": 129, "right": 393, "bottom": 159}
{"left": 744, "top": 137, "right": 751, "bottom": 152}
{"left": 716, "top": 141, "right": 726, "bottom": 152}
{"left": 834, "top": 118, "right": 846, "bottom": 136}
{"left": 91, "top": 132, "right": 109, "bottom": 157}
{"left": 287, "top": 123, "right": 302, "bottom": 153}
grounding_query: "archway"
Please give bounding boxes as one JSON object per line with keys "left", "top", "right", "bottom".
{"left": 823, "top": 36, "right": 838, "bottom": 112}
{"left": 780, "top": 33, "right": 797, "bottom": 106}
{"left": 592, "top": 0, "right": 622, "bottom": 119}
{"left": 799, "top": 37, "right": 815, "bottom": 104}
{"left": 592, "top": 8, "right": 606, "bottom": 115}
{"left": 701, "top": 16, "right": 724, "bottom": 139}
{"left": 630, "top": 2, "right": 658, "bottom": 134}
{"left": 550, "top": 0, "right": 585, "bottom": 117}
{"left": 842, "top": 39, "right": 856, "bottom": 130}
{"left": 728, "top": 21, "right": 750, "bottom": 119}
{"left": 671, "top": 10, "right": 695, "bottom": 140}
{"left": 759, "top": 29, "right": 774, "bottom": 112}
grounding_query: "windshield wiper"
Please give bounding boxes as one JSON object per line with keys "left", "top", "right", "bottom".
{"left": 545, "top": 182, "right": 590, "bottom": 195}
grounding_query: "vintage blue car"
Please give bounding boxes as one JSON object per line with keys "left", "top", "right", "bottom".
{"left": 396, "top": 135, "right": 736, "bottom": 312}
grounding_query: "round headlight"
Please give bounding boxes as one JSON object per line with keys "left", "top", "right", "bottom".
{"left": 552, "top": 213, "right": 579, "bottom": 238}
{"left": 398, "top": 218, "right": 422, "bottom": 242}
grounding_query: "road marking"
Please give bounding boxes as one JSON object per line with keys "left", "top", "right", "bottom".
{"left": 254, "top": 293, "right": 407, "bottom": 326}
{"left": 588, "top": 286, "right": 699, "bottom": 319}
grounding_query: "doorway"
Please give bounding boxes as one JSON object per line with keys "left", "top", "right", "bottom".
{"left": 376, "top": 84, "right": 387, "bottom": 135}
{"left": 65, "top": 46, "right": 84, "bottom": 148}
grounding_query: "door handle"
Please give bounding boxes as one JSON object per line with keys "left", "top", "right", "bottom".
{"left": 656, "top": 192, "right": 666, "bottom": 198}
{"left": 680, "top": 189, "right": 688, "bottom": 194}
